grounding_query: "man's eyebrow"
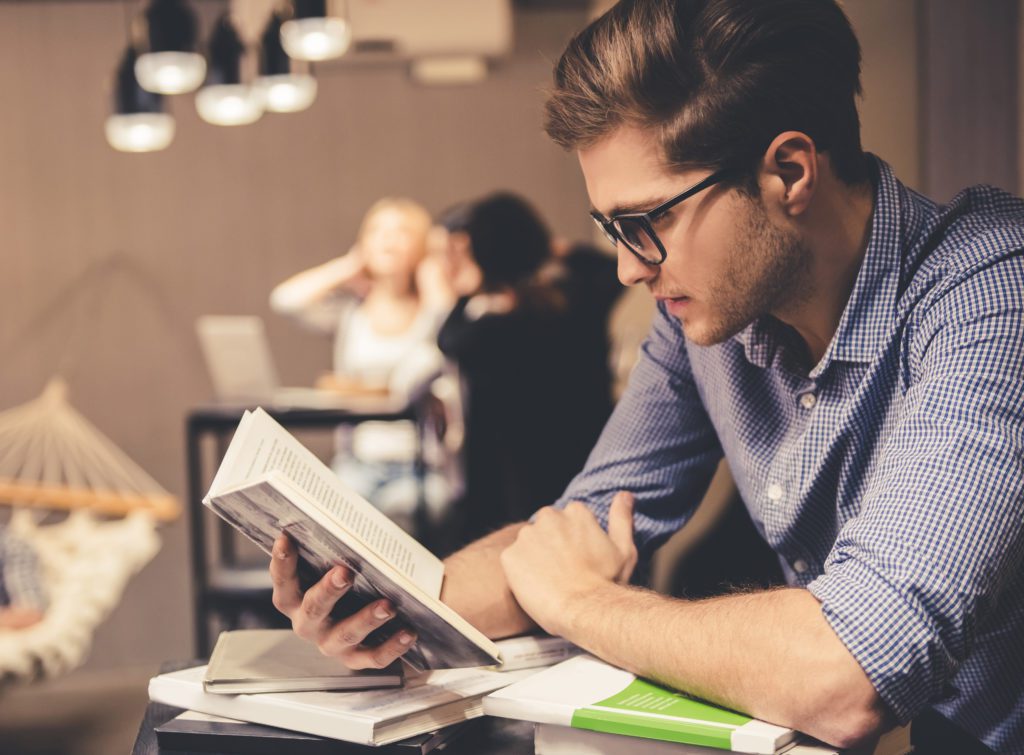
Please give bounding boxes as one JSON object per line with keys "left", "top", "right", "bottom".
{"left": 595, "top": 194, "right": 673, "bottom": 218}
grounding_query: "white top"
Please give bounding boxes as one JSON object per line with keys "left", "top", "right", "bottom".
{"left": 333, "top": 301, "right": 445, "bottom": 464}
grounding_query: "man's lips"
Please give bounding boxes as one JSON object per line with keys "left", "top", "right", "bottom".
{"left": 655, "top": 295, "right": 692, "bottom": 315}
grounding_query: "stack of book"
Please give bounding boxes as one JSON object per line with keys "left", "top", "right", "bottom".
{"left": 150, "top": 629, "right": 577, "bottom": 751}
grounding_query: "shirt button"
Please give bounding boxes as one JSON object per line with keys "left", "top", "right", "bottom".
{"left": 799, "top": 393, "right": 817, "bottom": 409}
{"left": 767, "top": 483, "right": 784, "bottom": 502}
{"left": 793, "top": 559, "right": 809, "bottom": 574}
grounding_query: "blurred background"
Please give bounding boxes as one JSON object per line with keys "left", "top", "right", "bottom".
{"left": 0, "top": 0, "right": 1020, "bottom": 753}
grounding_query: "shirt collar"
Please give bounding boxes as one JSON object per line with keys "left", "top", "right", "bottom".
{"left": 734, "top": 155, "right": 913, "bottom": 377}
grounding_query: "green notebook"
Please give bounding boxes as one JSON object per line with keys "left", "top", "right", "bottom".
{"left": 483, "top": 655, "right": 797, "bottom": 754}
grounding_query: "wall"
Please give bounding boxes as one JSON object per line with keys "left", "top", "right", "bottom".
{"left": 845, "top": 0, "right": 921, "bottom": 190}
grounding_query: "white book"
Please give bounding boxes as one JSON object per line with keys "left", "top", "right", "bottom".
{"left": 535, "top": 723, "right": 912, "bottom": 755}
{"left": 148, "top": 663, "right": 538, "bottom": 747}
{"left": 484, "top": 655, "right": 797, "bottom": 754}
{"left": 203, "top": 408, "right": 500, "bottom": 670}
{"left": 204, "top": 629, "right": 403, "bottom": 694}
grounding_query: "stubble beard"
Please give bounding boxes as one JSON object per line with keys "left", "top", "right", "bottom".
{"left": 683, "top": 197, "right": 813, "bottom": 347}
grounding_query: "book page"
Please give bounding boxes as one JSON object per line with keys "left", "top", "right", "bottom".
{"left": 205, "top": 408, "right": 442, "bottom": 598}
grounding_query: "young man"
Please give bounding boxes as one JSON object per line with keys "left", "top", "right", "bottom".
{"left": 269, "top": 1, "right": 1023, "bottom": 750}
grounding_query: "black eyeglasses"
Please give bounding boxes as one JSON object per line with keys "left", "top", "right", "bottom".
{"left": 590, "top": 167, "right": 733, "bottom": 266}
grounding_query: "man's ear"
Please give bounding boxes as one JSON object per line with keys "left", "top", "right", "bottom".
{"left": 759, "top": 131, "right": 818, "bottom": 217}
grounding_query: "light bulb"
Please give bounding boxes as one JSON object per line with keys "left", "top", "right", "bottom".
{"left": 105, "top": 113, "right": 175, "bottom": 152}
{"left": 195, "top": 84, "right": 263, "bottom": 126}
{"left": 280, "top": 17, "right": 351, "bottom": 61}
{"left": 135, "top": 51, "right": 206, "bottom": 94}
{"left": 255, "top": 74, "right": 317, "bottom": 113}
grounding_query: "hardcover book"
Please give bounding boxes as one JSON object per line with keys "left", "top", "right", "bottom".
{"left": 204, "top": 629, "right": 403, "bottom": 694}
{"left": 203, "top": 408, "right": 500, "bottom": 670}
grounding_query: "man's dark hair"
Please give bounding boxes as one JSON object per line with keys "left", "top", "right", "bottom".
{"left": 544, "top": 0, "right": 868, "bottom": 186}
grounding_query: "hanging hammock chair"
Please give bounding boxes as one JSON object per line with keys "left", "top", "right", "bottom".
{"left": 0, "top": 378, "right": 180, "bottom": 681}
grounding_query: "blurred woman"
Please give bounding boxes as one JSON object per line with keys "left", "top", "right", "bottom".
{"left": 271, "top": 198, "right": 454, "bottom": 533}
{"left": 437, "top": 193, "right": 621, "bottom": 548}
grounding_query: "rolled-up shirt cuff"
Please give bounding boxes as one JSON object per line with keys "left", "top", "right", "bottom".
{"left": 807, "top": 555, "right": 957, "bottom": 723}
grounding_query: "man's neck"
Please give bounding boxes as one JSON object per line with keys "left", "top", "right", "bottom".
{"left": 775, "top": 173, "right": 875, "bottom": 367}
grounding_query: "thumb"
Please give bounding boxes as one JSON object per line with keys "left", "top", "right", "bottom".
{"left": 607, "top": 490, "right": 636, "bottom": 555}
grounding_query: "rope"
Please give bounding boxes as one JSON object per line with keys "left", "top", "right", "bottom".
{"left": 0, "top": 379, "right": 180, "bottom": 521}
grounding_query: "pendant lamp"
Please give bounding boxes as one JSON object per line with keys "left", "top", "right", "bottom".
{"left": 105, "top": 46, "right": 175, "bottom": 152}
{"left": 195, "top": 14, "right": 263, "bottom": 127}
{"left": 280, "top": 0, "right": 351, "bottom": 62}
{"left": 256, "top": 11, "right": 317, "bottom": 113}
{"left": 135, "top": 0, "right": 206, "bottom": 95}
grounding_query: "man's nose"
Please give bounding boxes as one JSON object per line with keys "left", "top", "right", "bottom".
{"left": 617, "top": 245, "right": 657, "bottom": 287}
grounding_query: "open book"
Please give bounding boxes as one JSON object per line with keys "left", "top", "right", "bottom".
{"left": 203, "top": 408, "right": 499, "bottom": 670}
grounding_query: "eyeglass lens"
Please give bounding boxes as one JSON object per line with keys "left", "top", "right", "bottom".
{"left": 613, "top": 217, "right": 661, "bottom": 262}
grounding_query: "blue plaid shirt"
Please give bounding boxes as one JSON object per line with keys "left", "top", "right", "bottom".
{"left": 556, "top": 157, "right": 1024, "bottom": 752}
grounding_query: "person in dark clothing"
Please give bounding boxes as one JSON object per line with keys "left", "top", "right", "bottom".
{"left": 436, "top": 193, "right": 621, "bottom": 548}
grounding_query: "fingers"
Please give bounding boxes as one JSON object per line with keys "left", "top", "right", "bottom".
{"left": 318, "top": 599, "right": 394, "bottom": 656}
{"left": 292, "top": 564, "right": 354, "bottom": 640}
{"left": 268, "top": 532, "right": 417, "bottom": 669}
{"left": 607, "top": 491, "right": 638, "bottom": 582}
{"left": 270, "top": 533, "right": 302, "bottom": 616}
{"left": 607, "top": 491, "right": 635, "bottom": 552}
{"left": 271, "top": 533, "right": 356, "bottom": 639}
{"left": 318, "top": 599, "right": 418, "bottom": 668}
{"left": 339, "top": 627, "right": 418, "bottom": 670}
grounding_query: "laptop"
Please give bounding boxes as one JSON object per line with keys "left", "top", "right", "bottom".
{"left": 195, "top": 315, "right": 398, "bottom": 410}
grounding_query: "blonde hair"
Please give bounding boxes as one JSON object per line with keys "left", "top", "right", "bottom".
{"left": 357, "top": 197, "right": 432, "bottom": 244}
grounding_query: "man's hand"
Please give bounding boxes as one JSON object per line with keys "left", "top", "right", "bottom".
{"left": 269, "top": 533, "right": 416, "bottom": 670}
{"left": 499, "top": 491, "right": 638, "bottom": 637}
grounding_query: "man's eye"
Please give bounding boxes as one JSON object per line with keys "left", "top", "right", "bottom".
{"left": 650, "top": 209, "right": 673, "bottom": 227}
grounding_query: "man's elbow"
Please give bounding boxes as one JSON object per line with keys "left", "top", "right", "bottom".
{"left": 805, "top": 683, "right": 891, "bottom": 750}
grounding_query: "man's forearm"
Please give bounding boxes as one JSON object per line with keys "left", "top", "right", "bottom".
{"left": 563, "top": 583, "right": 889, "bottom": 749}
{"left": 441, "top": 523, "right": 537, "bottom": 638}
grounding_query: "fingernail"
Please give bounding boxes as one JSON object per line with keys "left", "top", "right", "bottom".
{"left": 331, "top": 568, "right": 349, "bottom": 589}
{"left": 374, "top": 603, "right": 392, "bottom": 620}
{"left": 398, "top": 631, "right": 414, "bottom": 645}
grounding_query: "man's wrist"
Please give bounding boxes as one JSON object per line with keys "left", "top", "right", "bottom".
{"left": 557, "top": 576, "right": 623, "bottom": 641}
